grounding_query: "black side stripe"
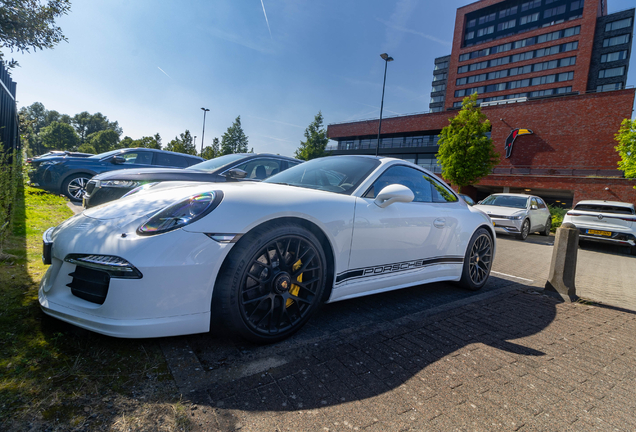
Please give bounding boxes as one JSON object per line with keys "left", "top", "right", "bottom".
{"left": 336, "top": 256, "right": 464, "bottom": 284}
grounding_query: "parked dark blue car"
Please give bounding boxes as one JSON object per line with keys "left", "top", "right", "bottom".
{"left": 28, "top": 148, "right": 204, "bottom": 201}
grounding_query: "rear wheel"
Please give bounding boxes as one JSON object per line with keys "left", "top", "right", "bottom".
{"left": 540, "top": 217, "right": 551, "bottom": 236}
{"left": 517, "top": 219, "right": 530, "bottom": 241}
{"left": 62, "top": 173, "right": 92, "bottom": 201}
{"left": 458, "top": 228, "right": 493, "bottom": 291}
{"left": 213, "top": 222, "right": 327, "bottom": 343}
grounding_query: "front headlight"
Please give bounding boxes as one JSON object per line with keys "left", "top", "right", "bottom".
{"left": 137, "top": 191, "right": 223, "bottom": 236}
{"left": 100, "top": 180, "right": 140, "bottom": 188}
{"left": 507, "top": 214, "right": 523, "bottom": 220}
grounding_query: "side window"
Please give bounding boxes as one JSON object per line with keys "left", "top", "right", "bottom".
{"left": 121, "top": 151, "right": 153, "bottom": 165}
{"left": 536, "top": 198, "right": 547, "bottom": 209}
{"left": 364, "top": 165, "right": 458, "bottom": 203}
{"left": 154, "top": 153, "right": 188, "bottom": 167}
{"left": 232, "top": 159, "right": 283, "bottom": 179}
{"left": 531, "top": 198, "right": 539, "bottom": 209}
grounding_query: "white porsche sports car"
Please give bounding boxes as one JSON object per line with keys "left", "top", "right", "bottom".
{"left": 40, "top": 156, "right": 496, "bottom": 343}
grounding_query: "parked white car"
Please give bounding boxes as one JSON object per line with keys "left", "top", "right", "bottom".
{"left": 563, "top": 200, "right": 636, "bottom": 255}
{"left": 474, "top": 193, "right": 551, "bottom": 240}
{"left": 39, "top": 156, "right": 496, "bottom": 343}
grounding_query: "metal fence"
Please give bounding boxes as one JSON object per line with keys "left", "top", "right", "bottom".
{"left": 0, "top": 63, "right": 19, "bottom": 154}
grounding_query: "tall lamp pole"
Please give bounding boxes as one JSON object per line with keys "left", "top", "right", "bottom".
{"left": 376, "top": 53, "right": 394, "bottom": 157}
{"left": 200, "top": 107, "right": 210, "bottom": 155}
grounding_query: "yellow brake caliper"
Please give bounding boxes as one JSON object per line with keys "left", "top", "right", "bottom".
{"left": 286, "top": 259, "right": 302, "bottom": 308}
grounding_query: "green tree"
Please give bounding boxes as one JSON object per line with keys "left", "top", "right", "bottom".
{"left": 87, "top": 129, "right": 120, "bottom": 153}
{"left": 436, "top": 93, "right": 499, "bottom": 192}
{"left": 294, "top": 111, "right": 329, "bottom": 161}
{"left": 200, "top": 137, "right": 220, "bottom": 160}
{"left": 166, "top": 130, "right": 197, "bottom": 155}
{"left": 39, "top": 121, "right": 79, "bottom": 151}
{"left": 220, "top": 116, "right": 249, "bottom": 155}
{"left": 72, "top": 111, "right": 122, "bottom": 143}
{"left": 0, "top": 0, "right": 71, "bottom": 69}
{"left": 134, "top": 135, "right": 161, "bottom": 149}
{"left": 615, "top": 118, "right": 636, "bottom": 189}
{"left": 77, "top": 142, "right": 96, "bottom": 154}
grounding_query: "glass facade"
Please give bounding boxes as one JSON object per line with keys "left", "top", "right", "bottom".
{"left": 463, "top": 0, "right": 584, "bottom": 48}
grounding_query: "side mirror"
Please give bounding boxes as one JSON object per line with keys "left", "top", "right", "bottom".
{"left": 111, "top": 156, "right": 126, "bottom": 164}
{"left": 225, "top": 168, "right": 248, "bottom": 180}
{"left": 374, "top": 184, "right": 414, "bottom": 208}
{"left": 531, "top": 204, "right": 538, "bottom": 210}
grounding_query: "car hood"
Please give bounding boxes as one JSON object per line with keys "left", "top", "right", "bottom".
{"left": 82, "top": 181, "right": 344, "bottom": 221}
{"left": 92, "top": 167, "right": 220, "bottom": 182}
{"left": 474, "top": 204, "right": 526, "bottom": 217}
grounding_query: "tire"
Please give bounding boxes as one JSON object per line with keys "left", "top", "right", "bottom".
{"left": 517, "top": 219, "right": 530, "bottom": 241}
{"left": 213, "top": 222, "right": 327, "bottom": 343}
{"left": 458, "top": 228, "right": 493, "bottom": 291}
{"left": 62, "top": 173, "right": 92, "bottom": 201}
{"left": 540, "top": 217, "right": 551, "bottom": 236}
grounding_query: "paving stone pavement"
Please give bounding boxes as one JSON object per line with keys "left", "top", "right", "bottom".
{"left": 171, "top": 288, "right": 636, "bottom": 431}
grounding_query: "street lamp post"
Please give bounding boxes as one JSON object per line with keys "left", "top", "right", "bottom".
{"left": 376, "top": 53, "right": 394, "bottom": 157}
{"left": 200, "top": 108, "right": 210, "bottom": 155}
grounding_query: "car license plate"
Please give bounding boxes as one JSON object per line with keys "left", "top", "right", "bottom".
{"left": 587, "top": 229, "right": 611, "bottom": 237}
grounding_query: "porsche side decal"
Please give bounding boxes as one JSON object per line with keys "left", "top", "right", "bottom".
{"left": 504, "top": 128, "right": 533, "bottom": 158}
{"left": 336, "top": 256, "right": 464, "bottom": 284}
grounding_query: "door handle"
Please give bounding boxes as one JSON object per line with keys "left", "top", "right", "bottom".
{"left": 434, "top": 218, "right": 446, "bottom": 228}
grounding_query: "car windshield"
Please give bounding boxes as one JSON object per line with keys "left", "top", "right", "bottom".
{"left": 186, "top": 154, "right": 247, "bottom": 172}
{"left": 91, "top": 149, "right": 124, "bottom": 160}
{"left": 264, "top": 156, "right": 380, "bottom": 194}
{"left": 481, "top": 195, "right": 528, "bottom": 209}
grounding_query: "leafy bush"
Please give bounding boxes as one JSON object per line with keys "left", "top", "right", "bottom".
{"left": 548, "top": 204, "right": 569, "bottom": 232}
{"left": 0, "top": 150, "right": 22, "bottom": 257}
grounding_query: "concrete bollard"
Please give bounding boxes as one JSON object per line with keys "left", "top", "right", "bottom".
{"left": 544, "top": 222, "right": 579, "bottom": 302}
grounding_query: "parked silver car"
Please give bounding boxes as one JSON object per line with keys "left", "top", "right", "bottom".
{"left": 475, "top": 193, "right": 551, "bottom": 240}
{"left": 563, "top": 200, "right": 636, "bottom": 256}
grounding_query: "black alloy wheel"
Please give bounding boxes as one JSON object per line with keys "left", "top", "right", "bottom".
{"left": 541, "top": 217, "right": 551, "bottom": 236}
{"left": 458, "top": 228, "right": 493, "bottom": 291}
{"left": 63, "top": 174, "right": 92, "bottom": 201}
{"left": 214, "top": 223, "right": 327, "bottom": 343}
{"left": 518, "top": 219, "right": 530, "bottom": 241}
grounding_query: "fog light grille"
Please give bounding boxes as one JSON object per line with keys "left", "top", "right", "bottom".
{"left": 67, "top": 266, "right": 109, "bottom": 304}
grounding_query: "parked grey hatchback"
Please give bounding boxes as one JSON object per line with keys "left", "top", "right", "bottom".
{"left": 474, "top": 193, "right": 552, "bottom": 240}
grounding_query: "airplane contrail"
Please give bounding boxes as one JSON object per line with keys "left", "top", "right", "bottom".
{"left": 157, "top": 67, "right": 171, "bottom": 79}
{"left": 260, "top": 0, "right": 273, "bottom": 39}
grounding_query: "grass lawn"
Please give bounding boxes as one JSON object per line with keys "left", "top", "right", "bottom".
{"left": 0, "top": 185, "right": 192, "bottom": 431}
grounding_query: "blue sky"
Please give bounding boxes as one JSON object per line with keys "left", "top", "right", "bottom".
{"left": 8, "top": 0, "right": 636, "bottom": 157}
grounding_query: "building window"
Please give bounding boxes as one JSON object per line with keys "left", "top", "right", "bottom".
{"left": 430, "top": 96, "right": 445, "bottom": 103}
{"left": 597, "top": 83, "right": 623, "bottom": 92}
{"left": 605, "top": 18, "right": 632, "bottom": 32}
{"left": 458, "top": 65, "right": 469, "bottom": 73}
{"left": 603, "top": 34, "right": 630, "bottom": 47}
{"left": 456, "top": 77, "right": 467, "bottom": 85}
{"left": 544, "top": 5, "right": 566, "bottom": 19}
{"left": 434, "top": 61, "right": 449, "bottom": 70}
{"left": 497, "top": 19, "right": 516, "bottom": 31}
{"left": 433, "top": 73, "right": 447, "bottom": 81}
{"left": 477, "top": 26, "right": 495, "bottom": 37}
{"left": 432, "top": 84, "right": 446, "bottom": 92}
{"left": 570, "top": 0, "right": 584, "bottom": 11}
{"left": 478, "top": 13, "right": 496, "bottom": 25}
{"left": 430, "top": 107, "right": 443, "bottom": 113}
{"left": 499, "top": 6, "right": 518, "bottom": 19}
{"left": 521, "top": 0, "right": 542, "bottom": 12}
{"left": 598, "top": 66, "right": 625, "bottom": 78}
{"left": 459, "top": 53, "right": 470, "bottom": 62}
{"left": 520, "top": 12, "right": 540, "bottom": 25}
{"left": 600, "top": 50, "right": 628, "bottom": 63}
{"left": 465, "top": 31, "right": 474, "bottom": 40}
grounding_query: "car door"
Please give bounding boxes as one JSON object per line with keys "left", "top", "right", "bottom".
{"left": 341, "top": 165, "right": 463, "bottom": 298}
{"left": 529, "top": 197, "right": 542, "bottom": 230}
{"left": 535, "top": 197, "right": 550, "bottom": 229}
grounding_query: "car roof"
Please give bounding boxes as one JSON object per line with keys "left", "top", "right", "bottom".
{"left": 575, "top": 200, "right": 635, "bottom": 209}
{"left": 114, "top": 148, "right": 204, "bottom": 159}
{"left": 487, "top": 193, "right": 534, "bottom": 198}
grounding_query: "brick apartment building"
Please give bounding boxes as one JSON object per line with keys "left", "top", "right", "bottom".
{"left": 326, "top": 0, "right": 636, "bottom": 206}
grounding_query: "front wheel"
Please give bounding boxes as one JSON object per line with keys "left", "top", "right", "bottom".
{"left": 458, "top": 228, "right": 493, "bottom": 291}
{"left": 213, "top": 222, "right": 327, "bottom": 343}
{"left": 62, "top": 174, "right": 92, "bottom": 201}
{"left": 517, "top": 219, "right": 530, "bottom": 241}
